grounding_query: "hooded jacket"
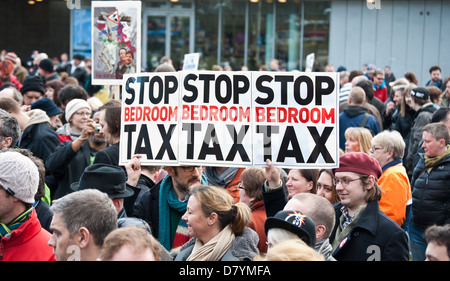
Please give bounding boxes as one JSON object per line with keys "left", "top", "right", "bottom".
{"left": 339, "top": 105, "right": 380, "bottom": 150}
{"left": 19, "top": 109, "right": 59, "bottom": 163}
{"left": 0, "top": 209, "right": 56, "bottom": 261}
{"left": 173, "top": 227, "right": 260, "bottom": 261}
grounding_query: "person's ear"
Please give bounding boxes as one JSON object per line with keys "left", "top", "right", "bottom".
{"left": 207, "top": 212, "right": 218, "bottom": 226}
{"left": 77, "top": 227, "right": 92, "bottom": 249}
{"left": 0, "top": 136, "right": 12, "bottom": 149}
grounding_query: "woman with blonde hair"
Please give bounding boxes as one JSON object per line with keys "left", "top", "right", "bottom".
{"left": 174, "top": 185, "right": 259, "bottom": 261}
{"left": 344, "top": 127, "right": 373, "bottom": 154}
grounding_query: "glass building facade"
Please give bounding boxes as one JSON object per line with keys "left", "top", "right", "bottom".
{"left": 138, "top": 0, "right": 330, "bottom": 72}
{"left": 69, "top": 0, "right": 330, "bottom": 72}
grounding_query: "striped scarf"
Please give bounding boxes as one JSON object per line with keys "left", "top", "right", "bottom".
{"left": 158, "top": 175, "right": 190, "bottom": 251}
{"left": 0, "top": 208, "right": 33, "bottom": 238}
{"left": 158, "top": 174, "right": 207, "bottom": 250}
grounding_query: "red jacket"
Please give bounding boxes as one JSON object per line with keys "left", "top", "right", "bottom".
{"left": 0, "top": 74, "right": 22, "bottom": 91}
{"left": 374, "top": 87, "right": 388, "bottom": 103}
{"left": 248, "top": 200, "right": 268, "bottom": 254}
{"left": 224, "top": 168, "right": 245, "bottom": 204}
{"left": 0, "top": 209, "right": 56, "bottom": 261}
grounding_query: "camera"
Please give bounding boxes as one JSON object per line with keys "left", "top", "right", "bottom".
{"left": 94, "top": 124, "right": 101, "bottom": 134}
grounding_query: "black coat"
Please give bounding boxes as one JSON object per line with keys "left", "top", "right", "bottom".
{"left": 19, "top": 122, "right": 59, "bottom": 164}
{"left": 93, "top": 142, "right": 120, "bottom": 166}
{"left": 133, "top": 180, "right": 161, "bottom": 238}
{"left": 45, "top": 140, "right": 94, "bottom": 200}
{"left": 34, "top": 199, "right": 53, "bottom": 233}
{"left": 329, "top": 200, "right": 410, "bottom": 261}
{"left": 411, "top": 154, "right": 450, "bottom": 230}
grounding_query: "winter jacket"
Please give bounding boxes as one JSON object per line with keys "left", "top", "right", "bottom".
{"left": 0, "top": 209, "right": 56, "bottom": 261}
{"left": 378, "top": 162, "right": 412, "bottom": 227}
{"left": 405, "top": 103, "right": 436, "bottom": 175}
{"left": 339, "top": 105, "right": 380, "bottom": 150}
{"left": 389, "top": 107, "right": 415, "bottom": 162}
{"left": 410, "top": 153, "right": 450, "bottom": 231}
{"left": 133, "top": 174, "right": 207, "bottom": 242}
{"left": 248, "top": 200, "right": 268, "bottom": 254}
{"left": 19, "top": 109, "right": 59, "bottom": 163}
{"left": 173, "top": 227, "right": 260, "bottom": 261}
{"left": 45, "top": 140, "right": 97, "bottom": 200}
{"left": 0, "top": 74, "right": 22, "bottom": 91}
{"left": 204, "top": 167, "right": 244, "bottom": 203}
{"left": 261, "top": 182, "right": 288, "bottom": 218}
{"left": 426, "top": 79, "right": 445, "bottom": 91}
{"left": 34, "top": 199, "right": 53, "bottom": 233}
{"left": 330, "top": 200, "right": 409, "bottom": 261}
{"left": 93, "top": 142, "right": 120, "bottom": 166}
{"left": 374, "top": 86, "right": 388, "bottom": 103}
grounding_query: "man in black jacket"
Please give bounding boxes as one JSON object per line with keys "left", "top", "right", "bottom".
{"left": 410, "top": 122, "right": 450, "bottom": 261}
{"left": 330, "top": 152, "right": 409, "bottom": 261}
{"left": 0, "top": 97, "right": 59, "bottom": 164}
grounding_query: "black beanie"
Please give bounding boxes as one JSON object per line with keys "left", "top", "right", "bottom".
{"left": 20, "top": 76, "right": 45, "bottom": 95}
{"left": 38, "top": 58, "right": 54, "bottom": 73}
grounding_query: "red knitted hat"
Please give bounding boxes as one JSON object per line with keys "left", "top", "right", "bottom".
{"left": 332, "top": 152, "right": 382, "bottom": 180}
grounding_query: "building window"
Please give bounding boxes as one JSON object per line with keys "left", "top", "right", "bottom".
{"left": 248, "top": 0, "right": 274, "bottom": 70}
{"left": 303, "top": 1, "right": 330, "bottom": 71}
{"left": 194, "top": 0, "right": 219, "bottom": 69}
{"left": 142, "top": 0, "right": 330, "bottom": 71}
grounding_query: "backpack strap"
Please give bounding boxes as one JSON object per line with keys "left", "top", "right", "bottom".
{"left": 359, "top": 113, "right": 369, "bottom": 127}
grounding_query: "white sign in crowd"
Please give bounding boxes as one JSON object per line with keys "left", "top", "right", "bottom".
{"left": 119, "top": 71, "right": 339, "bottom": 169}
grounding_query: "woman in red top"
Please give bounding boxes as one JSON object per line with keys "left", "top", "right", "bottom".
{"left": 238, "top": 167, "right": 267, "bottom": 254}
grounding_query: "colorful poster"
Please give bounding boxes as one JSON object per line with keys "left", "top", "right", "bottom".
{"left": 91, "top": 1, "right": 141, "bottom": 85}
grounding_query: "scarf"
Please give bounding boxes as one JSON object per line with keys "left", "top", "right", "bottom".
{"left": 158, "top": 175, "right": 189, "bottom": 250}
{"left": 204, "top": 167, "right": 239, "bottom": 188}
{"left": 186, "top": 225, "right": 235, "bottom": 261}
{"left": 425, "top": 144, "right": 450, "bottom": 172}
{"left": 332, "top": 205, "right": 367, "bottom": 251}
{"left": 64, "top": 123, "right": 82, "bottom": 140}
{"left": 0, "top": 207, "right": 33, "bottom": 238}
{"left": 315, "top": 239, "right": 335, "bottom": 261}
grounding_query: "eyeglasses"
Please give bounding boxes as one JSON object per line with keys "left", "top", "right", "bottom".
{"left": 370, "top": 146, "right": 384, "bottom": 152}
{"left": 332, "top": 177, "right": 365, "bottom": 187}
{"left": 180, "top": 166, "right": 202, "bottom": 173}
{"left": 237, "top": 182, "right": 246, "bottom": 190}
{"left": 73, "top": 111, "right": 91, "bottom": 117}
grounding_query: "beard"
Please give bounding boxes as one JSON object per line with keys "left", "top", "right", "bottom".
{"left": 90, "top": 134, "right": 106, "bottom": 146}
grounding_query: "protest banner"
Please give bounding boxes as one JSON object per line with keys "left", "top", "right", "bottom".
{"left": 251, "top": 71, "right": 339, "bottom": 169}
{"left": 120, "top": 72, "right": 180, "bottom": 166}
{"left": 119, "top": 71, "right": 339, "bottom": 169}
{"left": 179, "top": 71, "right": 253, "bottom": 167}
{"left": 91, "top": 1, "right": 141, "bottom": 85}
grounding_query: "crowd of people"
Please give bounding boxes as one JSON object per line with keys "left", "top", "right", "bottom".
{"left": 0, "top": 49, "right": 449, "bottom": 262}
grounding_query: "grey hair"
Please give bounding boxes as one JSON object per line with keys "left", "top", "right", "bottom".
{"left": 0, "top": 108, "right": 20, "bottom": 147}
{"left": 50, "top": 189, "right": 118, "bottom": 246}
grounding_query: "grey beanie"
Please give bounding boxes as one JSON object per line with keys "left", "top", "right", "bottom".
{"left": 0, "top": 151, "right": 39, "bottom": 204}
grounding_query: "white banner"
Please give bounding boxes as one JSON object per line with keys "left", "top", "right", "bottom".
{"left": 119, "top": 71, "right": 339, "bottom": 169}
